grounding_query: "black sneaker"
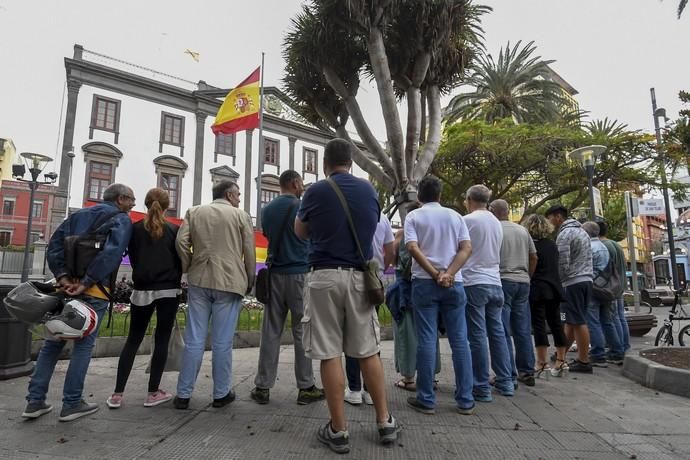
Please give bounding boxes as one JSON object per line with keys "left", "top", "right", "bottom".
{"left": 406, "top": 397, "right": 435, "bottom": 415}
{"left": 297, "top": 385, "right": 325, "bottom": 405}
{"left": 173, "top": 396, "right": 190, "bottom": 410}
{"left": 377, "top": 414, "right": 401, "bottom": 445}
{"left": 590, "top": 357, "right": 608, "bottom": 368}
{"left": 607, "top": 355, "right": 624, "bottom": 365}
{"left": 569, "top": 360, "right": 593, "bottom": 374}
{"left": 317, "top": 421, "right": 350, "bottom": 454}
{"left": 517, "top": 374, "right": 536, "bottom": 387}
{"left": 58, "top": 400, "right": 98, "bottom": 422}
{"left": 251, "top": 387, "right": 270, "bottom": 405}
{"left": 22, "top": 401, "right": 53, "bottom": 419}
{"left": 212, "top": 391, "right": 236, "bottom": 408}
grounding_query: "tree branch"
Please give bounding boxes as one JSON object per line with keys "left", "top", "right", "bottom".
{"left": 337, "top": 126, "right": 394, "bottom": 190}
{"left": 413, "top": 85, "right": 442, "bottom": 182}
{"left": 322, "top": 66, "right": 396, "bottom": 179}
{"left": 404, "top": 52, "right": 431, "bottom": 178}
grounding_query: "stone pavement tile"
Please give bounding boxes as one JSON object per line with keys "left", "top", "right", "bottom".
{"left": 548, "top": 431, "right": 619, "bottom": 452}
{"left": 507, "top": 429, "right": 563, "bottom": 451}
{"left": 516, "top": 448, "right": 629, "bottom": 460}
{"left": 652, "top": 435, "right": 690, "bottom": 454}
{"left": 599, "top": 433, "right": 685, "bottom": 459}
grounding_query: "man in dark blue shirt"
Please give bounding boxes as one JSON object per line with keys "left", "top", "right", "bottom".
{"left": 251, "top": 170, "right": 324, "bottom": 406}
{"left": 295, "top": 138, "right": 400, "bottom": 454}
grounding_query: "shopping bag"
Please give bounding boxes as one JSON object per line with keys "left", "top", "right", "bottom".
{"left": 145, "top": 319, "right": 185, "bottom": 373}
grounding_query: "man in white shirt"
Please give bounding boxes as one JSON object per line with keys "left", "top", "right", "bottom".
{"left": 345, "top": 213, "right": 395, "bottom": 406}
{"left": 404, "top": 176, "right": 474, "bottom": 415}
{"left": 462, "top": 185, "right": 514, "bottom": 401}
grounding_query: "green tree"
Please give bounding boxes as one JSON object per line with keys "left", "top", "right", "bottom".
{"left": 431, "top": 118, "right": 687, "bottom": 220}
{"left": 443, "top": 41, "right": 567, "bottom": 124}
{"left": 282, "top": 0, "right": 490, "bottom": 216}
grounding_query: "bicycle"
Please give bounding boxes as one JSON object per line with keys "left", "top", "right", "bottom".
{"left": 654, "top": 288, "right": 690, "bottom": 346}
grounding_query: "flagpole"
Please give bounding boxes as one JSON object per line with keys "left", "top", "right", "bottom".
{"left": 255, "top": 52, "right": 265, "bottom": 231}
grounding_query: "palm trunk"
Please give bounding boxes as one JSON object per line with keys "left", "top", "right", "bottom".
{"left": 413, "top": 85, "right": 442, "bottom": 182}
{"left": 336, "top": 126, "right": 393, "bottom": 189}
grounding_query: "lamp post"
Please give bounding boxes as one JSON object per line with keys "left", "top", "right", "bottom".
{"left": 650, "top": 88, "right": 680, "bottom": 290}
{"left": 567, "top": 145, "right": 607, "bottom": 220}
{"left": 14, "top": 152, "right": 57, "bottom": 282}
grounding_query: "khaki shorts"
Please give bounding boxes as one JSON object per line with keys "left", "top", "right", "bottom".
{"left": 302, "top": 268, "right": 381, "bottom": 360}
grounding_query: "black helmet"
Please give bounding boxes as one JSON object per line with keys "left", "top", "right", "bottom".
{"left": 3, "top": 281, "right": 62, "bottom": 324}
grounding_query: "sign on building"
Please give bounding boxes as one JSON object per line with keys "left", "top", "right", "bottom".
{"left": 637, "top": 198, "right": 665, "bottom": 216}
{"left": 592, "top": 187, "right": 604, "bottom": 218}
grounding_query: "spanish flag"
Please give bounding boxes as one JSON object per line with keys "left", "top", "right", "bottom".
{"left": 211, "top": 67, "right": 261, "bottom": 135}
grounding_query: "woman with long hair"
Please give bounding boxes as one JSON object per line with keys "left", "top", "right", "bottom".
{"left": 107, "top": 188, "right": 182, "bottom": 408}
{"left": 522, "top": 214, "right": 569, "bottom": 378}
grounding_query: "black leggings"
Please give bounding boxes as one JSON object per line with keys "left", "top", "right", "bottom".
{"left": 114, "top": 297, "right": 178, "bottom": 393}
{"left": 530, "top": 298, "right": 568, "bottom": 348}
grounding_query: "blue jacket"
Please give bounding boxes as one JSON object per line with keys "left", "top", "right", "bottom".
{"left": 386, "top": 277, "right": 411, "bottom": 323}
{"left": 47, "top": 202, "right": 132, "bottom": 287}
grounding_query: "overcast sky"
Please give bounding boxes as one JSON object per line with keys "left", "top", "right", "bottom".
{"left": 0, "top": 0, "right": 688, "bottom": 163}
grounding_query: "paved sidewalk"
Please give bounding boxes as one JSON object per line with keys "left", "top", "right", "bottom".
{"left": 1, "top": 331, "right": 689, "bottom": 459}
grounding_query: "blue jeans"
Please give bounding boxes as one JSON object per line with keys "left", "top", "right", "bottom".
{"left": 501, "top": 280, "right": 536, "bottom": 379}
{"left": 613, "top": 297, "right": 630, "bottom": 352}
{"left": 176, "top": 286, "right": 242, "bottom": 399}
{"left": 412, "top": 279, "right": 473, "bottom": 410}
{"left": 465, "top": 284, "right": 513, "bottom": 396}
{"left": 27, "top": 296, "right": 109, "bottom": 408}
{"left": 587, "top": 298, "right": 624, "bottom": 360}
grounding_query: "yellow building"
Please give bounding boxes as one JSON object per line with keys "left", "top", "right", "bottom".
{"left": 0, "top": 138, "right": 17, "bottom": 185}
{"left": 618, "top": 216, "right": 648, "bottom": 265}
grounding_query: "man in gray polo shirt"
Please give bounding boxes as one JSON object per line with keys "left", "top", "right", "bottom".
{"left": 490, "top": 199, "right": 537, "bottom": 387}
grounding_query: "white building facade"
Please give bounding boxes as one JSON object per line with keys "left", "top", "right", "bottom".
{"left": 50, "top": 45, "right": 370, "bottom": 233}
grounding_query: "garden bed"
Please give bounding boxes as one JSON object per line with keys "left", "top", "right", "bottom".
{"left": 639, "top": 348, "right": 690, "bottom": 371}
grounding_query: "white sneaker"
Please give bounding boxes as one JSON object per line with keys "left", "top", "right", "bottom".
{"left": 344, "top": 388, "right": 362, "bottom": 406}
{"left": 362, "top": 390, "right": 373, "bottom": 405}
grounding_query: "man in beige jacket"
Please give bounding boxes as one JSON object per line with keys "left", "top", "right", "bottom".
{"left": 174, "top": 180, "right": 255, "bottom": 410}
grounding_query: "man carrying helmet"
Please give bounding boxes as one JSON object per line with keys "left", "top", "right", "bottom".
{"left": 22, "top": 183, "right": 134, "bottom": 421}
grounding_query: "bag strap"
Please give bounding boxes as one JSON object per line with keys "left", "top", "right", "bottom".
{"left": 87, "top": 208, "right": 123, "bottom": 235}
{"left": 267, "top": 201, "right": 298, "bottom": 268}
{"left": 326, "top": 178, "right": 367, "bottom": 266}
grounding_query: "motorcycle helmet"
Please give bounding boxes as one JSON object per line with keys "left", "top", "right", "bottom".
{"left": 44, "top": 299, "right": 98, "bottom": 340}
{"left": 3, "top": 281, "right": 62, "bottom": 324}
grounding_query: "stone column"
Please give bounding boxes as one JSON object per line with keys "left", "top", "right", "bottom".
{"left": 288, "top": 136, "right": 296, "bottom": 171}
{"left": 192, "top": 110, "right": 207, "bottom": 205}
{"left": 31, "top": 239, "right": 48, "bottom": 278}
{"left": 244, "top": 129, "right": 253, "bottom": 215}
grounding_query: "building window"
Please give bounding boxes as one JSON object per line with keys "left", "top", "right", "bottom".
{"left": 30, "top": 233, "right": 41, "bottom": 244}
{"left": 159, "top": 173, "right": 181, "bottom": 217}
{"left": 215, "top": 133, "right": 235, "bottom": 163}
{"left": 90, "top": 95, "right": 121, "bottom": 142}
{"left": 261, "top": 189, "right": 279, "bottom": 205}
{"left": 2, "top": 199, "right": 14, "bottom": 216}
{"left": 303, "top": 147, "right": 317, "bottom": 174}
{"left": 31, "top": 201, "right": 43, "bottom": 219}
{"left": 264, "top": 138, "right": 279, "bottom": 166}
{"left": 159, "top": 112, "right": 185, "bottom": 155}
{"left": 0, "top": 230, "right": 11, "bottom": 247}
{"left": 87, "top": 161, "right": 113, "bottom": 201}
{"left": 260, "top": 174, "right": 281, "bottom": 208}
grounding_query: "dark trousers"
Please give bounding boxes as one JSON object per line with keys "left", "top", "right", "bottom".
{"left": 530, "top": 298, "right": 567, "bottom": 348}
{"left": 345, "top": 356, "right": 365, "bottom": 392}
{"left": 114, "top": 297, "right": 178, "bottom": 393}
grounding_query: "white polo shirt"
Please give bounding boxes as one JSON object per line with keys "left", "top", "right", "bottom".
{"left": 462, "top": 210, "right": 502, "bottom": 287}
{"left": 404, "top": 202, "right": 470, "bottom": 282}
{"left": 371, "top": 213, "right": 394, "bottom": 274}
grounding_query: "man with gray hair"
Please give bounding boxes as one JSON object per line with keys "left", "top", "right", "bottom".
{"left": 581, "top": 221, "right": 624, "bottom": 367}
{"left": 24, "top": 183, "right": 135, "bottom": 421}
{"left": 462, "top": 185, "right": 514, "bottom": 400}
{"left": 490, "top": 199, "right": 537, "bottom": 387}
{"left": 174, "top": 180, "right": 256, "bottom": 410}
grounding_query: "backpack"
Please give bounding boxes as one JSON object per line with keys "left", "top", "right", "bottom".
{"left": 592, "top": 255, "right": 623, "bottom": 302}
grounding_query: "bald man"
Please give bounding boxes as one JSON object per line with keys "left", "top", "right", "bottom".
{"left": 490, "top": 200, "right": 538, "bottom": 388}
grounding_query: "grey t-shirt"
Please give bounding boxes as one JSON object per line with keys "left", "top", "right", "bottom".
{"left": 499, "top": 221, "right": 537, "bottom": 284}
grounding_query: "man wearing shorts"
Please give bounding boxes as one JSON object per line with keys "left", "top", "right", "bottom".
{"left": 295, "top": 138, "right": 401, "bottom": 454}
{"left": 545, "top": 205, "right": 593, "bottom": 373}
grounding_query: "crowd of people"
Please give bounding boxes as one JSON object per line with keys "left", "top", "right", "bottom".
{"left": 20, "top": 137, "right": 629, "bottom": 455}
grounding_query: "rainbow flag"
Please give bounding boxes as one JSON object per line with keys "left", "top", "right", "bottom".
{"left": 211, "top": 67, "right": 261, "bottom": 135}
{"left": 255, "top": 231, "right": 268, "bottom": 273}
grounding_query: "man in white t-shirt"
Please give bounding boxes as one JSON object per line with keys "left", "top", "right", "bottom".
{"left": 404, "top": 176, "right": 474, "bottom": 415}
{"left": 462, "top": 185, "right": 514, "bottom": 400}
{"left": 345, "top": 213, "right": 394, "bottom": 406}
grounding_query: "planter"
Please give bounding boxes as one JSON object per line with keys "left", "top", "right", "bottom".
{"left": 623, "top": 348, "right": 690, "bottom": 398}
{"left": 0, "top": 285, "right": 33, "bottom": 380}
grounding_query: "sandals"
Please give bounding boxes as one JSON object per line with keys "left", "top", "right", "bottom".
{"left": 535, "top": 362, "right": 551, "bottom": 379}
{"left": 394, "top": 379, "right": 417, "bottom": 392}
{"left": 550, "top": 359, "right": 569, "bottom": 378}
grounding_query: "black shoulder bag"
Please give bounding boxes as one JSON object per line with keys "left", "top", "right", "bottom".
{"left": 63, "top": 209, "right": 123, "bottom": 326}
{"left": 255, "top": 201, "right": 298, "bottom": 304}
{"left": 326, "top": 178, "right": 385, "bottom": 306}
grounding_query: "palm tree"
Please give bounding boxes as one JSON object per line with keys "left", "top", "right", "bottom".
{"left": 444, "top": 40, "right": 567, "bottom": 124}
{"left": 678, "top": 0, "right": 687, "bottom": 18}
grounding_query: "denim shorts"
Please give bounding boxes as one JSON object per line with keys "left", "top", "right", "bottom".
{"left": 563, "top": 281, "right": 592, "bottom": 325}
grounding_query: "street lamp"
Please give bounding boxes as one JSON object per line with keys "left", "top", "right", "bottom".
{"left": 13, "top": 152, "right": 57, "bottom": 283}
{"left": 567, "top": 145, "right": 607, "bottom": 220}
{"left": 650, "top": 87, "right": 680, "bottom": 291}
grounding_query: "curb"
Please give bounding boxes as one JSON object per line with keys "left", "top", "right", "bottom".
{"left": 622, "top": 349, "right": 690, "bottom": 398}
{"left": 31, "top": 327, "right": 394, "bottom": 360}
